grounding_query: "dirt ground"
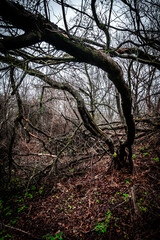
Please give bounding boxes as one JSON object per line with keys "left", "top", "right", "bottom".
{"left": 1, "top": 132, "right": 160, "bottom": 240}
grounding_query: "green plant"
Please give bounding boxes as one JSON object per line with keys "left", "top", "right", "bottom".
{"left": 94, "top": 222, "right": 108, "bottom": 234}
{"left": 43, "top": 232, "right": 63, "bottom": 240}
{"left": 115, "top": 192, "right": 120, "bottom": 195}
{"left": 113, "top": 152, "right": 117, "bottom": 157}
{"left": 123, "top": 193, "right": 129, "bottom": 201}
{"left": 31, "top": 185, "right": 36, "bottom": 191}
{"left": 10, "top": 216, "right": 19, "bottom": 226}
{"left": 0, "top": 230, "right": 6, "bottom": 239}
{"left": 94, "top": 210, "right": 112, "bottom": 234}
{"left": 111, "top": 198, "right": 114, "bottom": 204}
{"left": 137, "top": 198, "right": 147, "bottom": 212}
{"left": 18, "top": 204, "right": 27, "bottom": 213}
{"left": 153, "top": 157, "right": 159, "bottom": 162}
{"left": 6, "top": 176, "right": 22, "bottom": 190}
{"left": 10, "top": 177, "right": 19, "bottom": 184}
{"left": 4, "top": 206, "right": 13, "bottom": 216}
{"left": 0, "top": 230, "right": 14, "bottom": 240}
{"left": 25, "top": 192, "right": 33, "bottom": 199}
{"left": 139, "top": 147, "right": 145, "bottom": 152}
{"left": 139, "top": 206, "right": 147, "bottom": 212}
{"left": 132, "top": 154, "right": 136, "bottom": 159}
{"left": 111, "top": 192, "right": 121, "bottom": 204}
{"left": 139, "top": 145, "right": 150, "bottom": 152}
{"left": 143, "top": 152, "right": 149, "bottom": 157}
{"left": 68, "top": 204, "right": 72, "bottom": 209}
{"left": 39, "top": 187, "right": 44, "bottom": 195}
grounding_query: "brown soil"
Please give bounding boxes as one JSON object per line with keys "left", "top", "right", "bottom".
{"left": 1, "top": 133, "right": 160, "bottom": 240}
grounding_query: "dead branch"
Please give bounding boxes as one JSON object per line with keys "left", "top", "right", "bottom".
{"left": 15, "top": 152, "right": 57, "bottom": 158}
{"left": 2, "top": 224, "right": 32, "bottom": 236}
{"left": 131, "top": 185, "right": 139, "bottom": 216}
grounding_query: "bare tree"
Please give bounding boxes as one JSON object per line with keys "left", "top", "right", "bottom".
{"left": 0, "top": 0, "right": 159, "bottom": 174}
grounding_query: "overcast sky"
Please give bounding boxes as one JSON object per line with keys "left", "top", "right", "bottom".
{"left": 50, "top": 0, "right": 81, "bottom": 27}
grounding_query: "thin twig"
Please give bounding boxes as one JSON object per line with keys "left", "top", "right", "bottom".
{"left": 3, "top": 224, "right": 32, "bottom": 236}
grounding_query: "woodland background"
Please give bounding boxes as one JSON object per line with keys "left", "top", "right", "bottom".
{"left": 0, "top": 0, "right": 159, "bottom": 239}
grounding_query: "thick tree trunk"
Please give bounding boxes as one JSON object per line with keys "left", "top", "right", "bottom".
{"left": 0, "top": 0, "right": 135, "bottom": 171}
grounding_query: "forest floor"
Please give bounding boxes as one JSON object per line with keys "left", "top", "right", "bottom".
{"left": 0, "top": 132, "right": 160, "bottom": 240}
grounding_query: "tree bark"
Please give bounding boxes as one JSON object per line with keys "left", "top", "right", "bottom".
{"left": 0, "top": 0, "right": 135, "bottom": 170}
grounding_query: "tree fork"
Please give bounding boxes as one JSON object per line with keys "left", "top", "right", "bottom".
{"left": 0, "top": 0, "right": 135, "bottom": 170}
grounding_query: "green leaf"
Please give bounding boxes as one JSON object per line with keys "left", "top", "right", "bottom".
{"left": 143, "top": 152, "right": 149, "bottom": 157}
{"left": 113, "top": 152, "right": 117, "bottom": 157}
{"left": 25, "top": 192, "right": 33, "bottom": 199}
{"left": 139, "top": 206, "right": 147, "bottom": 212}
{"left": 18, "top": 205, "right": 27, "bottom": 213}
{"left": 0, "top": 237, "right": 5, "bottom": 240}
{"left": 5, "top": 211, "right": 12, "bottom": 216}
{"left": 123, "top": 193, "right": 129, "bottom": 200}
{"left": 43, "top": 232, "right": 63, "bottom": 240}
{"left": 10, "top": 219, "right": 17, "bottom": 225}
{"left": 39, "top": 187, "right": 44, "bottom": 194}
{"left": 31, "top": 185, "right": 36, "bottom": 191}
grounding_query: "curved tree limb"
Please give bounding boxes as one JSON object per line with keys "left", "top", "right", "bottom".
{"left": 0, "top": 32, "right": 42, "bottom": 53}
{"left": 0, "top": 0, "right": 136, "bottom": 169}
{"left": 0, "top": 54, "right": 114, "bottom": 153}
